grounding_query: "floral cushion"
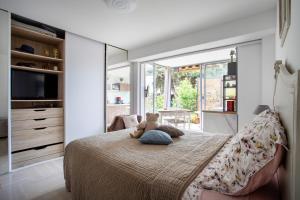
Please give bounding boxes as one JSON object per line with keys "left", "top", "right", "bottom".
{"left": 182, "top": 110, "right": 287, "bottom": 198}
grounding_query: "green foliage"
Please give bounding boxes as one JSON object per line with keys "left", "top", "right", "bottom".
{"left": 171, "top": 70, "right": 199, "bottom": 88}
{"left": 155, "top": 66, "right": 165, "bottom": 95}
{"left": 155, "top": 95, "right": 164, "bottom": 110}
{"left": 175, "top": 79, "right": 197, "bottom": 111}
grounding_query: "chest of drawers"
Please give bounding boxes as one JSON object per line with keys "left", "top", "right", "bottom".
{"left": 11, "top": 108, "right": 64, "bottom": 169}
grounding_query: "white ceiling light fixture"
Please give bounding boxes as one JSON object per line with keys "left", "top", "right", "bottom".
{"left": 104, "top": 0, "right": 137, "bottom": 14}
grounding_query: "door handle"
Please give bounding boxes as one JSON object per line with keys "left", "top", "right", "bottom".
{"left": 34, "top": 109, "right": 46, "bottom": 112}
{"left": 34, "top": 127, "right": 47, "bottom": 130}
{"left": 34, "top": 145, "right": 47, "bottom": 150}
{"left": 34, "top": 118, "right": 46, "bottom": 121}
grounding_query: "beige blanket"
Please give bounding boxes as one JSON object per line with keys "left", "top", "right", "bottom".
{"left": 64, "top": 130, "right": 230, "bottom": 200}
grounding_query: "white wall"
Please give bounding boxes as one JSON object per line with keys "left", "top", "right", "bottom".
{"left": 237, "top": 42, "right": 262, "bottom": 129}
{"left": 0, "top": 10, "right": 9, "bottom": 119}
{"left": 275, "top": 0, "right": 300, "bottom": 71}
{"left": 130, "top": 62, "right": 142, "bottom": 115}
{"left": 129, "top": 10, "right": 276, "bottom": 62}
{"left": 275, "top": 2, "right": 300, "bottom": 199}
{"left": 65, "top": 32, "right": 105, "bottom": 144}
{"left": 0, "top": 9, "right": 9, "bottom": 174}
{"left": 203, "top": 112, "right": 238, "bottom": 134}
{"left": 261, "top": 35, "right": 275, "bottom": 107}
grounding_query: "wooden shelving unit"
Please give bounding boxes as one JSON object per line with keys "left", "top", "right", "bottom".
{"left": 11, "top": 25, "right": 64, "bottom": 44}
{"left": 11, "top": 65, "right": 63, "bottom": 74}
{"left": 11, "top": 50, "right": 63, "bottom": 63}
{"left": 11, "top": 99, "right": 63, "bottom": 102}
{"left": 10, "top": 19, "right": 65, "bottom": 169}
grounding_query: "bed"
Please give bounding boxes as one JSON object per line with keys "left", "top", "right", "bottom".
{"left": 64, "top": 63, "right": 300, "bottom": 200}
{"left": 64, "top": 130, "right": 231, "bottom": 200}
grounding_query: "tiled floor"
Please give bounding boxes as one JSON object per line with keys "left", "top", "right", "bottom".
{"left": 0, "top": 158, "right": 71, "bottom": 200}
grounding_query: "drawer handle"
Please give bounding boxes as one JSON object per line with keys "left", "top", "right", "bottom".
{"left": 34, "top": 146, "right": 47, "bottom": 150}
{"left": 34, "top": 109, "right": 46, "bottom": 112}
{"left": 34, "top": 127, "right": 47, "bottom": 130}
{"left": 34, "top": 118, "right": 46, "bottom": 121}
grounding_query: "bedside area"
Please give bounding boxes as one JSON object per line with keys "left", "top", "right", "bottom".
{"left": 202, "top": 110, "right": 238, "bottom": 134}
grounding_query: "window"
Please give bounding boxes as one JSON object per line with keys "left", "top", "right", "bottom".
{"left": 202, "top": 62, "right": 228, "bottom": 111}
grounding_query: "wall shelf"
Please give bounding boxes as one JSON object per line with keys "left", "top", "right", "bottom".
{"left": 11, "top": 99, "right": 63, "bottom": 102}
{"left": 11, "top": 25, "right": 64, "bottom": 45}
{"left": 11, "top": 50, "right": 63, "bottom": 63}
{"left": 223, "top": 74, "right": 237, "bottom": 112}
{"left": 224, "top": 86, "right": 237, "bottom": 89}
{"left": 202, "top": 110, "right": 237, "bottom": 114}
{"left": 11, "top": 65, "right": 63, "bottom": 74}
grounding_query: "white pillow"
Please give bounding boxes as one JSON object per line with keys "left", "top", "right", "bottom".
{"left": 122, "top": 115, "right": 139, "bottom": 128}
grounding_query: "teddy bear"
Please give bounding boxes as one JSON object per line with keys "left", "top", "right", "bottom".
{"left": 130, "top": 112, "right": 160, "bottom": 138}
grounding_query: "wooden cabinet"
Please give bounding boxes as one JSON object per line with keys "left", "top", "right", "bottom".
{"left": 10, "top": 15, "right": 65, "bottom": 169}
{"left": 11, "top": 108, "right": 65, "bottom": 169}
{"left": 12, "top": 126, "right": 64, "bottom": 152}
{"left": 12, "top": 108, "right": 63, "bottom": 121}
{"left": 12, "top": 143, "right": 64, "bottom": 169}
{"left": 12, "top": 117, "right": 63, "bottom": 131}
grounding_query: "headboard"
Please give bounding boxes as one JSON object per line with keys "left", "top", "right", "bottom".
{"left": 275, "top": 62, "right": 300, "bottom": 200}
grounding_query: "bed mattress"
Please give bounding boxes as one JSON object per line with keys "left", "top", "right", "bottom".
{"left": 64, "top": 129, "right": 229, "bottom": 200}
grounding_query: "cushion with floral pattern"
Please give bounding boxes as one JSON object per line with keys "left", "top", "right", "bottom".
{"left": 182, "top": 110, "right": 287, "bottom": 198}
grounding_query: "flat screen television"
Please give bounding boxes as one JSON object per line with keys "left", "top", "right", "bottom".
{"left": 11, "top": 69, "right": 58, "bottom": 100}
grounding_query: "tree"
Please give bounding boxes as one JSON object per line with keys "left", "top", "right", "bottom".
{"left": 175, "top": 79, "right": 197, "bottom": 111}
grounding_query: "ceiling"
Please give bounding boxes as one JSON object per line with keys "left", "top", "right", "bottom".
{"left": 155, "top": 47, "right": 235, "bottom": 67}
{"left": 0, "top": 0, "right": 276, "bottom": 50}
{"left": 106, "top": 45, "right": 127, "bottom": 57}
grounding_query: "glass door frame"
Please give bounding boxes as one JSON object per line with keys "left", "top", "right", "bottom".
{"left": 200, "top": 59, "right": 229, "bottom": 130}
{"left": 201, "top": 60, "right": 229, "bottom": 110}
{"left": 143, "top": 62, "right": 156, "bottom": 114}
{"left": 141, "top": 59, "right": 229, "bottom": 131}
{"left": 104, "top": 44, "right": 129, "bottom": 131}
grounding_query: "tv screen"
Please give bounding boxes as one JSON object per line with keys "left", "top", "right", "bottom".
{"left": 11, "top": 69, "right": 58, "bottom": 100}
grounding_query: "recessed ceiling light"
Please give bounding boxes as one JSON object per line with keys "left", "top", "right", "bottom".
{"left": 104, "top": 0, "right": 137, "bottom": 14}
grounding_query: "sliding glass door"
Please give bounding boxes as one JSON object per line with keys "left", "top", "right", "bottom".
{"left": 201, "top": 62, "right": 228, "bottom": 111}
{"left": 142, "top": 60, "right": 228, "bottom": 131}
{"left": 144, "top": 63, "right": 154, "bottom": 113}
{"left": 144, "top": 63, "right": 167, "bottom": 113}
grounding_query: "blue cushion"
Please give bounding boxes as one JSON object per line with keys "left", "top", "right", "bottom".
{"left": 138, "top": 130, "right": 173, "bottom": 145}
